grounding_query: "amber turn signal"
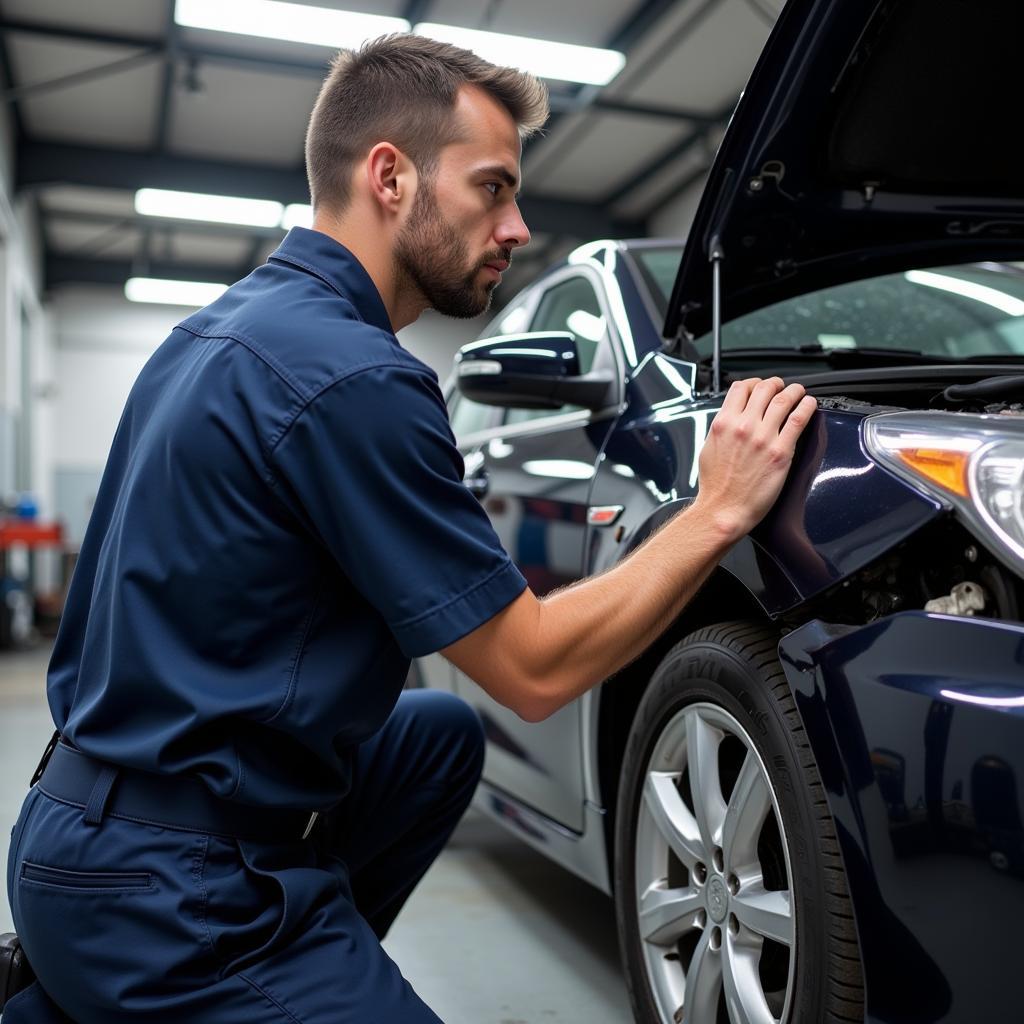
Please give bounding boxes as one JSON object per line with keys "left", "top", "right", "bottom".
{"left": 895, "top": 448, "right": 971, "bottom": 498}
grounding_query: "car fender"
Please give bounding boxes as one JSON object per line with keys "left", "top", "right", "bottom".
{"left": 778, "top": 612, "right": 1024, "bottom": 1024}
{"left": 589, "top": 392, "right": 945, "bottom": 617}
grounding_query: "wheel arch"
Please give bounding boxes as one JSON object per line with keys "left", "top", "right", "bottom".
{"left": 594, "top": 567, "right": 769, "bottom": 862}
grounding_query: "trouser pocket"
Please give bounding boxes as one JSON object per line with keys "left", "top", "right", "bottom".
{"left": 12, "top": 793, "right": 215, "bottom": 1022}
{"left": 20, "top": 862, "right": 155, "bottom": 892}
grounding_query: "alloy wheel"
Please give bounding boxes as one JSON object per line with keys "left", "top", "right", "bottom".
{"left": 634, "top": 702, "right": 795, "bottom": 1024}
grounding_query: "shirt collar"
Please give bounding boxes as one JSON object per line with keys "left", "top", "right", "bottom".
{"left": 269, "top": 227, "right": 394, "bottom": 334}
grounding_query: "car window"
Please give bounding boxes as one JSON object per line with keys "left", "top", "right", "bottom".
{"left": 448, "top": 391, "right": 498, "bottom": 440}
{"left": 632, "top": 246, "right": 685, "bottom": 320}
{"left": 692, "top": 264, "right": 1024, "bottom": 359}
{"left": 479, "top": 298, "right": 533, "bottom": 340}
{"left": 504, "top": 275, "right": 610, "bottom": 427}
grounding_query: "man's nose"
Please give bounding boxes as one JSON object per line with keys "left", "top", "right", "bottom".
{"left": 497, "top": 203, "right": 531, "bottom": 250}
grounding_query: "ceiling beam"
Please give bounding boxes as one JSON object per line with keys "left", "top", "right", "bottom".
{"left": 548, "top": 94, "right": 721, "bottom": 123}
{"left": 402, "top": 0, "right": 434, "bottom": 23}
{"left": 607, "top": 0, "right": 686, "bottom": 52}
{"left": 4, "top": 48, "right": 162, "bottom": 103}
{"left": 20, "top": 141, "right": 644, "bottom": 240}
{"left": 154, "top": 0, "right": 178, "bottom": 150}
{"left": 601, "top": 101, "right": 732, "bottom": 208}
{"left": 19, "top": 140, "right": 310, "bottom": 204}
{"left": 0, "top": 18, "right": 156, "bottom": 50}
{"left": 522, "top": 0, "right": 685, "bottom": 159}
{"left": 0, "top": 23, "right": 25, "bottom": 138}
{"left": 45, "top": 207, "right": 286, "bottom": 241}
{"left": 46, "top": 255, "right": 240, "bottom": 290}
{"left": 0, "top": 17, "right": 331, "bottom": 79}
{"left": 525, "top": 0, "right": 726, "bottom": 180}
{"left": 640, "top": 159, "right": 713, "bottom": 221}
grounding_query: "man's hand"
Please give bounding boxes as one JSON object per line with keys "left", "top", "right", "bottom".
{"left": 693, "top": 377, "right": 817, "bottom": 543}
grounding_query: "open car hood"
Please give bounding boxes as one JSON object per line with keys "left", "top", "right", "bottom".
{"left": 665, "top": 0, "right": 1024, "bottom": 342}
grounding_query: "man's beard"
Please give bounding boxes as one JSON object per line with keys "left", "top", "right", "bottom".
{"left": 394, "top": 183, "right": 510, "bottom": 319}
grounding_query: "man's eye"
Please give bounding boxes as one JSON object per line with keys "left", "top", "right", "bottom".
{"left": 484, "top": 182, "right": 500, "bottom": 196}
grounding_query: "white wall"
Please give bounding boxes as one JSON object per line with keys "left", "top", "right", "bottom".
{"left": 48, "top": 288, "right": 483, "bottom": 544}
{"left": 49, "top": 287, "right": 181, "bottom": 546}
{"left": 398, "top": 308, "right": 486, "bottom": 380}
{"left": 0, "top": 95, "right": 53, "bottom": 518}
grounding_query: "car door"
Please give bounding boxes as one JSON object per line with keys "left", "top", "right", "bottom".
{"left": 452, "top": 267, "right": 624, "bottom": 831}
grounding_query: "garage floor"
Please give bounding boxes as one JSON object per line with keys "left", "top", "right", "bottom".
{"left": 0, "top": 644, "right": 631, "bottom": 1024}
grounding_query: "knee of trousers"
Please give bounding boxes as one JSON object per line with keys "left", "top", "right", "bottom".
{"left": 412, "top": 690, "right": 485, "bottom": 782}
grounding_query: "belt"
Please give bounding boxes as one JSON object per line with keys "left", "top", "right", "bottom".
{"left": 37, "top": 741, "right": 319, "bottom": 843}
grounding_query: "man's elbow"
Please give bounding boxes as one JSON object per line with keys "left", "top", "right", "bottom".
{"left": 512, "top": 695, "right": 553, "bottom": 724}
{"left": 506, "top": 670, "right": 563, "bottom": 724}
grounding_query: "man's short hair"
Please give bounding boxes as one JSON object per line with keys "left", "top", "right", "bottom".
{"left": 305, "top": 34, "right": 549, "bottom": 213}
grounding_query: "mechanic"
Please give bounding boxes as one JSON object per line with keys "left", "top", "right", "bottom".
{"left": 3, "top": 33, "right": 817, "bottom": 1024}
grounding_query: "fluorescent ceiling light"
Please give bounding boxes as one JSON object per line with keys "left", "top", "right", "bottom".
{"left": 904, "top": 269, "right": 1024, "bottom": 317}
{"left": 282, "top": 203, "right": 314, "bottom": 230}
{"left": 175, "top": 1, "right": 623, "bottom": 85}
{"left": 136, "top": 188, "right": 283, "bottom": 227}
{"left": 126, "top": 278, "right": 229, "bottom": 307}
{"left": 414, "top": 23, "right": 625, "bottom": 86}
{"left": 175, "top": 0, "right": 409, "bottom": 48}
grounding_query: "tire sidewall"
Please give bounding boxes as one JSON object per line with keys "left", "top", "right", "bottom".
{"left": 613, "top": 633, "right": 830, "bottom": 1024}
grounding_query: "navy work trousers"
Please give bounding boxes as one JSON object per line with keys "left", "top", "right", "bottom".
{"left": 5, "top": 689, "right": 483, "bottom": 1023}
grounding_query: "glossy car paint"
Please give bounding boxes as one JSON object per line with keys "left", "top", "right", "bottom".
{"left": 590, "top": 365, "right": 946, "bottom": 613}
{"left": 779, "top": 613, "right": 1024, "bottom": 1024}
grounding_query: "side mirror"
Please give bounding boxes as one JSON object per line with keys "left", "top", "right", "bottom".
{"left": 454, "top": 332, "right": 613, "bottom": 410}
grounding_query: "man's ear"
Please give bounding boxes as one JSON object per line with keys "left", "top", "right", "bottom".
{"left": 365, "top": 142, "right": 416, "bottom": 215}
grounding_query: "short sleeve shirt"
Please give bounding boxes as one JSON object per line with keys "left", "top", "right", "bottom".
{"left": 47, "top": 227, "right": 527, "bottom": 810}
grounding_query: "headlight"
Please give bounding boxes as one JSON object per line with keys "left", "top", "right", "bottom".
{"left": 864, "top": 411, "right": 1024, "bottom": 575}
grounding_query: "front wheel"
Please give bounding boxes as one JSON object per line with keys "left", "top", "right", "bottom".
{"left": 614, "top": 622, "right": 864, "bottom": 1024}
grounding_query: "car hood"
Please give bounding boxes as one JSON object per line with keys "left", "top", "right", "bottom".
{"left": 665, "top": 0, "right": 1024, "bottom": 342}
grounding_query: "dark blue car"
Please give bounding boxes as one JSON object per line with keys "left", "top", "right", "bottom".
{"left": 421, "top": 1, "right": 1024, "bottom": 1022}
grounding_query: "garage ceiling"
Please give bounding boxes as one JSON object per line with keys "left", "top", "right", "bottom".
{"left": 0, "top": 0, "right": 783, "bottom": 301}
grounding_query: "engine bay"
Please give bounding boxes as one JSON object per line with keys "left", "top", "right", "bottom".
{"left": 804, "top": 367, "right": 1024, "bottom": 416}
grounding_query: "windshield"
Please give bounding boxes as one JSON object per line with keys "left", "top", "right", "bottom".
{"left": 633, "top": 246, "right": 685, "bottom": 320}
{"left": 693, "top": 264, "right": 1024, "bottom": 360}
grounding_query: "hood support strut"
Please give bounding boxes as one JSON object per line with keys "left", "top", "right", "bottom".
{"left": 710, "top": 235, "right": 724, "bottom": 393}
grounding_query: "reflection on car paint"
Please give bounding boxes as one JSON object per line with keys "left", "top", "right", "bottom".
{"left": 780, "top": 614, "right": 1024, "bottom": 1022}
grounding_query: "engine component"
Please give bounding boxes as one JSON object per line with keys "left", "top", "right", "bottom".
{"left": 924, "top": 581, "right": 988, "bottom": 616}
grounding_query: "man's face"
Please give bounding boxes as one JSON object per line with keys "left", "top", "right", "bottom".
{"left": 394, "top": 85, "right": 531, "bottom": 319}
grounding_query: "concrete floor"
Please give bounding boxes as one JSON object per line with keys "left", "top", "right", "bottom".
{"left": 0, "top": 643, "right": 632, "bottom": 1024}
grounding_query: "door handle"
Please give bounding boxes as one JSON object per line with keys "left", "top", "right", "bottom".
{"left": 464, "top": 469, "right": 490, "bottom": 499}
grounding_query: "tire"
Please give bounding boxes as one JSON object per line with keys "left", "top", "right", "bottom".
{"left": 613, "top": 621, "right": 864, "bottom": 1024}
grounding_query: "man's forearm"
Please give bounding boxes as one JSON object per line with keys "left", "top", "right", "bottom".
{"left": 517, "top": 499, "right": 736, "bottom": 720}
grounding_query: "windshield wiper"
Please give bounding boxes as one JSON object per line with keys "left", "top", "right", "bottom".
{"left": 702, "top": 345, "right": 1024, "bottom": 367}
{"left": 961, "top": 353, "right": 1024, "bottom": 364}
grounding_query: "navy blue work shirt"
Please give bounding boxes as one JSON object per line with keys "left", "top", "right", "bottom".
{"left": 47, "top": 227, "right": 527, "bottom": 811}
